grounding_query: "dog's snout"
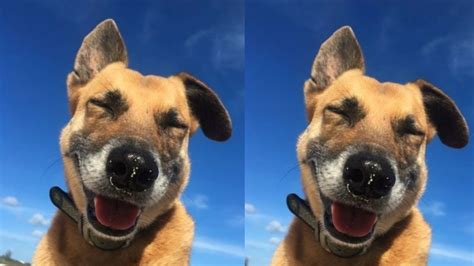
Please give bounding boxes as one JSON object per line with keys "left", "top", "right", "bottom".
{"left": 106, "top": 146, "right": 159, "bottom": 192}
{"left": 343, "top": 153, "right": 395, "bottom": 199}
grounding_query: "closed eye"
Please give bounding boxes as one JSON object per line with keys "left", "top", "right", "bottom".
{"left": 157, "top": 109, "right": 188, "bottom": 130}
{"left": 401, "top": 126, "right": 425, "bottom": 136}
{"left": 86, "top": 90, "right": 129, "bottom": 120}
{"left": 165, "top": 120, "right": 188, "bottom": 129}
{"left": 396, "top": 116, "right": 425, "bottom": 136}
{"left": 323, "top": 97, "right": 366, "bottom": 127}
{"left": 88, "top": 98, "right": 114, "bottom": 115}
{"left": 325, "top": 105, "right": 352, "bottom": 123}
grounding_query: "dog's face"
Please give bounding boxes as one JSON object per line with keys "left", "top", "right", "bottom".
{"left": 60, "top": 20, "right": 231, "bottom": 240}
{"left": 297, "top": 27, "right": 468, "bottom": 247}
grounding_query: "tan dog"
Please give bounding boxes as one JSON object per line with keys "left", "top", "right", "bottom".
{"left": 272, "top": 26, "right": 468, "bottom": 265}
{"left": 33, "top": 19, "right": 231, "bottom": 265}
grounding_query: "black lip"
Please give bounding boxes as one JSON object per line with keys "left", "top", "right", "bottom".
{"left": 320, "top": 193, "right": 375, "bottom": 244}
{"left": 84, "top": 189, "right": 139, "bottom": 237}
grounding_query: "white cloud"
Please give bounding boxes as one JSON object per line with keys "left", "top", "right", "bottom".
{"left": 185, "top": 29, "right": 212, "bottom": 48}
{"left": 28, "top": 213, "right": 50, "bottom": 226}
{"left": 194, "top": 237, "right": 244, "bottom": 258}
{"left": 185, "top": 25, "right": 244, "bottom": 71}
{"left": 245, "top": 203, "right": 256, "bottom": 214}
{"left": 376, "top": 14, "right": 398, "bottom": 52}
{"left": 421, "top": 201, "right": 446, "bottom": 217}
{"left": 32, "top": 230, "right": 44, "bottom": 238}
{"left": 420, "top": 35, "right": 474, "bottom": 78}
{"left": 265, "top": 220, "right": 286, "bottom": 233}
{"left": 421, "top": 36, "right": 450, "bottom": 56}
{"left": 212, "top": 28, "right": 244, "bottom": 70}
{"left": 269, "top": 237, "right": 281, "bottom": 245}
{"left": 2, "top": 196, "right": 19, "bottom": 206}
{"left": 0, "top": 230, "right": 36, "bottom": 243}
{"left": 449, "top": 39, "right": 474, "bottom": 77}
{"left": 245, "top": 207, "right": 283, "bottom": 225}
{"left": 0, "top": 198, "right": 49, "bottom": 222}
{"left": 431, "top": 243, "right": 474, "bottom": 263}
{"left": 245, "top": 239, "right": 273, "bottom": 250}
{"left": 184, "top": 194, "right": 209, "bottom": 210}
{"left": 227, "top": 215, "right": 244, "bottom": 227}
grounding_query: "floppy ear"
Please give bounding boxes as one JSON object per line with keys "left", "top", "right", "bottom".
{"left": 413, "top": 79, "right": 469, "bottom": 148}
{"left": 177, "top": 72, "right": 232, "bottom": 141}
{"left": 304, "top": 26, "right": 365, "bottom": 121}
{"left": 67, "top": 19, "right": 128, "bottom": 113}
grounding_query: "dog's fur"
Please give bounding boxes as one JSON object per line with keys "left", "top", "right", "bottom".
{"left": 271, "top": 26, "right": 468, "bottom": 265}
{"left": 33, "top": 19, "right": 231, "bottom": 265}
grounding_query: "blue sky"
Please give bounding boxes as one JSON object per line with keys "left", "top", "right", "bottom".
{"left": 0, "top": 0, "right": 243, "bottom": 265}
{"left": 245, "top": 1, "right": 473, "bottom": 265}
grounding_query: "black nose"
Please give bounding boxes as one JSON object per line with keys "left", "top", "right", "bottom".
{"left": 343, "top": 153, "right": 395, "bottom": 199}
{"left": 106, "top": 146, "right": 158, "bottom": 192}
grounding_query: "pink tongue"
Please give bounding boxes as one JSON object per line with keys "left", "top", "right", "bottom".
{"left": 331, "top": 202, "right": 377, "bottom": 237}
{"left": 94, "top": 195, "right": 139, "bottom": 230}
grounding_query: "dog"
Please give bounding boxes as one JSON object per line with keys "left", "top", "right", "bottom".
{"left": 33, "top": 19, "right": 232, "bottom": 265}
{"left": 271, "top": 26, "right": 469, "bottom": 265}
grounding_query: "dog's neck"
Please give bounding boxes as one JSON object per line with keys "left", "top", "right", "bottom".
{"left": 286, "top": 194, "right": 368, "bottom": 258}
{"left": 49, "top": 186, "right": 131, "bottom": 251}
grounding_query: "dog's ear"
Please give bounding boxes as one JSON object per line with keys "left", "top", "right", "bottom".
{"left": 304, "top": 26, "right": 365, "bottom": 121}
{"left": 67, "top": 19, "right": 128, "bottom": 113}
{"left": 177, "top": 72, "right": 232, "bottom": 141}
{"left": 412, "top": 79, "right": 469, "bottom": 148}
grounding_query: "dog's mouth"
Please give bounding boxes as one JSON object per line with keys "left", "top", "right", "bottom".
{"left": 308, "top": 157, "right": 378, "bottom": 244}
{"left": 321, "top": 194, "right": 377, "bottom": 243}
{"left": 85, "top": 190, "right": 142, "bottom": 236}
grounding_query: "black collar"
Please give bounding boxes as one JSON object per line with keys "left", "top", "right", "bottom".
{"left": 286, "top": 193, "right": 368, "bottom": 258}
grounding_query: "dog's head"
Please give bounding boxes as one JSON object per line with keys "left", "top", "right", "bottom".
{"left": 60, "top": 19, "right": 231, "bottom": 240}
{"left": 297, "top": 26, "right": 468, "bottom": 247}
